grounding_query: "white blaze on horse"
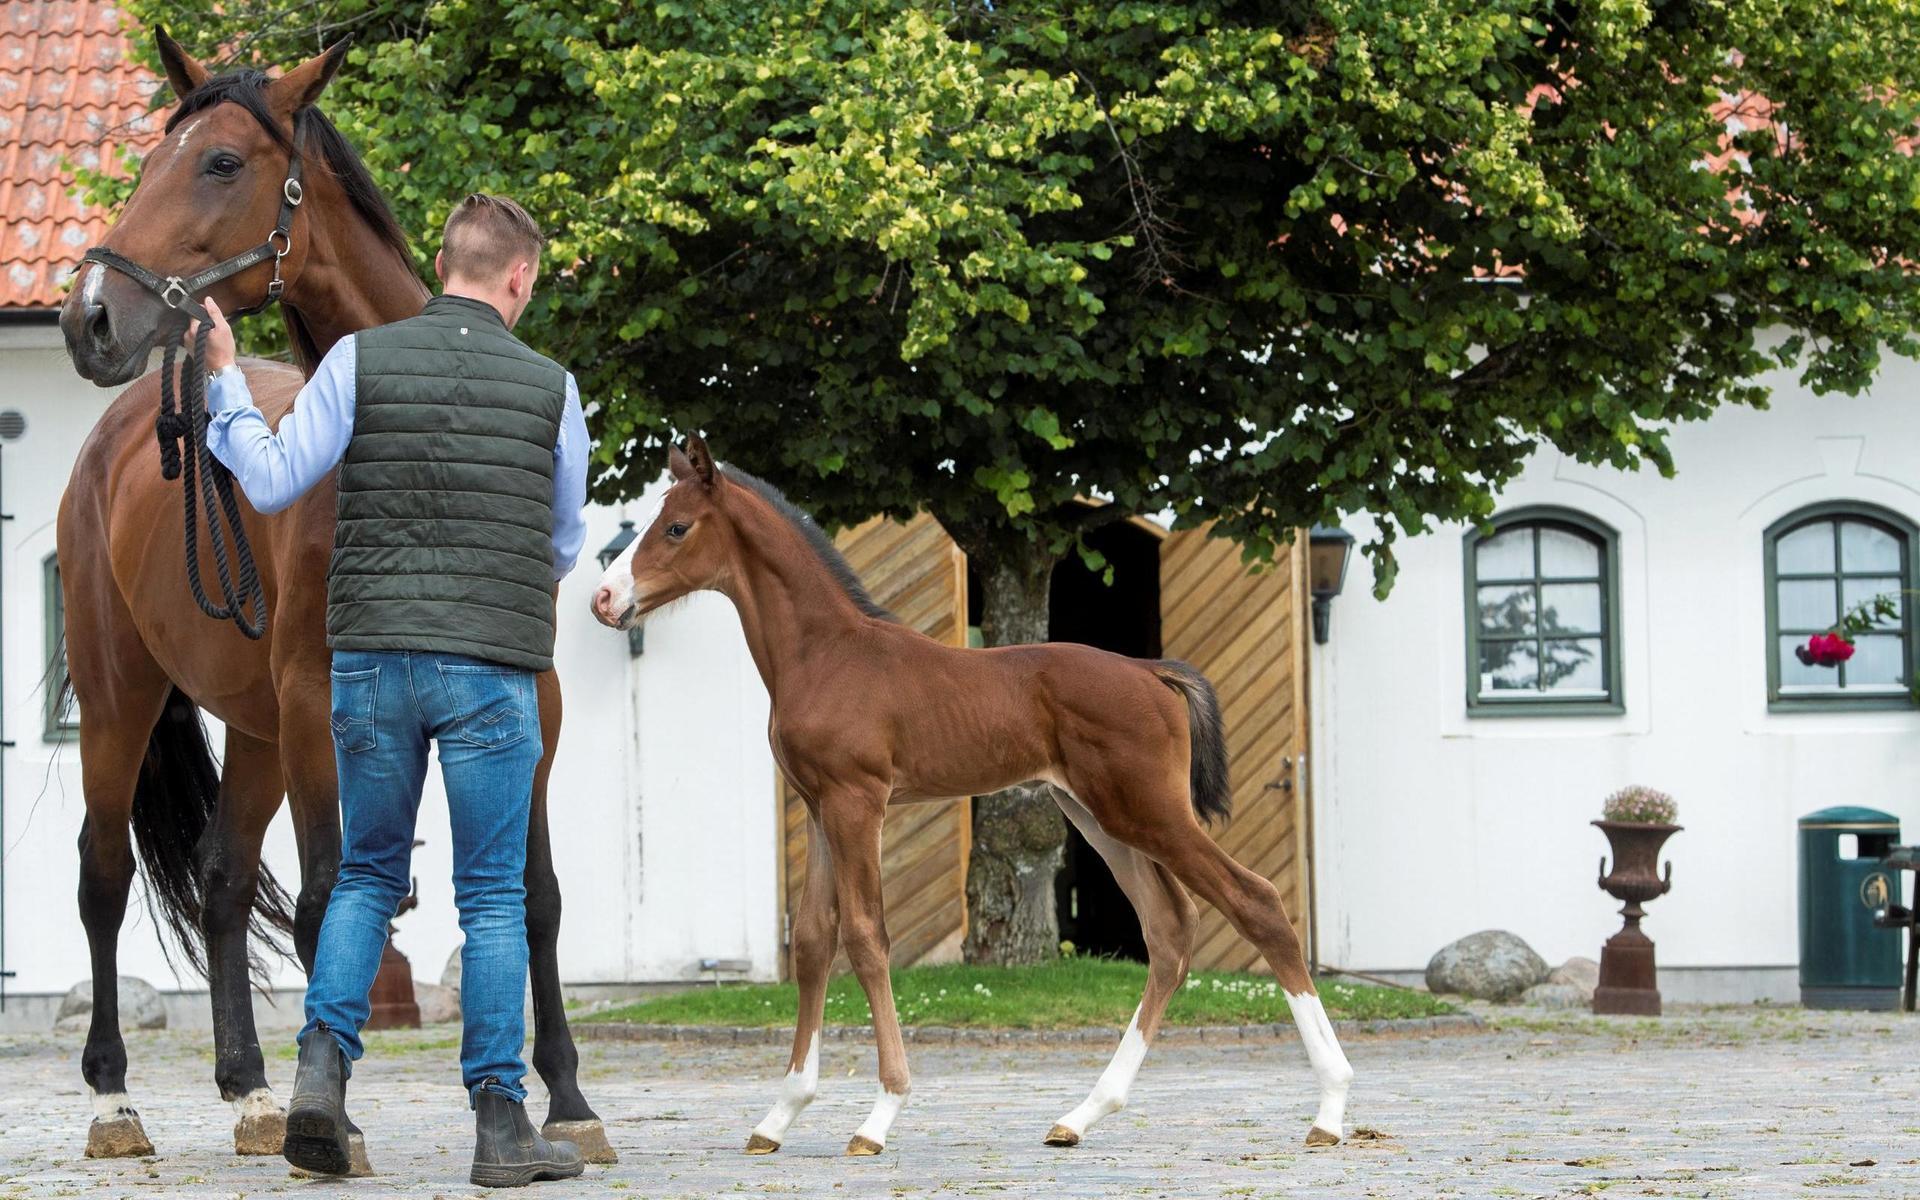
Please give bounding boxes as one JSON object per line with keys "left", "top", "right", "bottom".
{"left": 591, "top": 437, "right": 1354, "bottom": 1154}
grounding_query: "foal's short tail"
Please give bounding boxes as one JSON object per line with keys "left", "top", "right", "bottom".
{"left": 1151, "top": 660, "right": 1232, "bottom": 825}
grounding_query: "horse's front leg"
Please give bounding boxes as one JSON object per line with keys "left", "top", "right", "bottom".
{"left": 820, "top": 791, "right": 910, "bottom": 1156}
{"left": 203, "top": 729, "right": 289, "bottom": 1155}
{"left": 526, "top": 668, "right": 615, "bottom": 1163}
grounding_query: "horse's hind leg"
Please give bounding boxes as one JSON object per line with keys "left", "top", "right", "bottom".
{"left": 526, "top": 670, "right": 616, "bottom": 1163}
{"left": 1044, "top": 791, "right": 1198, "bottom": 1148}
{"left": 205, "top": 728, "right": 289, "bottom": 1154}
{"left": 1142, "top": 813, "right": 1353, "bottom": 1146}
{"left": 75, "top": 688, "right": 168, "bottom": 1158}
{"left": 747, "top": 813, "right": 837, "bottom": 1154}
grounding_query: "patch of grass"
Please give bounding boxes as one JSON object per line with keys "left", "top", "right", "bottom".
{"left": 585, "top": 957, "right": 1453, "bottom": 1030}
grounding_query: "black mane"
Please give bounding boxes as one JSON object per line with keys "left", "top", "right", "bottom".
{"left": 725, "top": 468, "right": 897, "bottom": 623}
{"left": 167, "top": 70, "right": 412, "bottom": 277}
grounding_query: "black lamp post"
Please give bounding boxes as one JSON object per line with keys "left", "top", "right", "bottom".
{"left": 1307, "top": 524, "right": 1355, "bottom": 645}
{"left": 596, "top": 520, "right": 645, "bottom": 657}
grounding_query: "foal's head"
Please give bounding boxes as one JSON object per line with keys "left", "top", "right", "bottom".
{"left": 591, "top": 437, "right": 731, "bottom": 630}
{"left": 61, "top": 30, "right": 356, "bottom": 384}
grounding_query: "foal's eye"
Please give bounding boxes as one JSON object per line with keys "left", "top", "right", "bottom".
{"left": 665, "top": 521, "right": 690, "bottom": 540}
{"left": 208, "top": 154, "right": 244, "bottom": 178}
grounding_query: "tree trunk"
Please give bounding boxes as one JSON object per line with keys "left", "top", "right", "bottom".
{"left": 945, "top": 530, "right": 1068, "bottom": 966}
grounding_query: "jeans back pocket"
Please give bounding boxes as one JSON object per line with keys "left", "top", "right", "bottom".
{"left": 436, "top": 664, "right": 530, "bottom": 749}
{"left": 329, "top": 666, "right": 381, "bottom": 754}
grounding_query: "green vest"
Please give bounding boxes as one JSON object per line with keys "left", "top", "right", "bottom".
{"left": 328, "top": 294, "right": 567, "bottom": 671}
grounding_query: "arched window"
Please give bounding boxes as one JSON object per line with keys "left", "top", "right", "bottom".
{"left": 1463, "top": 508, "right": 1622, "bottom": 715}
{"left": 1765, "top": 503, "right": 1916, "bottom": 709}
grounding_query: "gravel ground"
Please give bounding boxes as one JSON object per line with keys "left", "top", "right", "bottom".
{"left": 2, "top": 1004, "right": 1916, "bottom": 1198}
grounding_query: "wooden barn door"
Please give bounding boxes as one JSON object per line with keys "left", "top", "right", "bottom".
{"left": 1160, "top": 530, "right": 1312, "bottom": 972}
{"left": 779, "top": 514, "right": 971, "bottom": 976}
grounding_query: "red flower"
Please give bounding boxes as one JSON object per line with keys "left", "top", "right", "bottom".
{"left": 1803, "top": 632, "right": 1857, "bottom": 667}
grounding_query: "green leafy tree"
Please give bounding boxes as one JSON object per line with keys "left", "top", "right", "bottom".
{"left": 110, "top": 0, "right": 1920, "bottom": 962}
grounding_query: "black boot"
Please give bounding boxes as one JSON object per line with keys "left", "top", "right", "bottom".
{"left": 282, "top": 1025, "right": 351, "bottom": 1175}
{"left": 470, "top": 1089, "right": 585, "bottom": 1188}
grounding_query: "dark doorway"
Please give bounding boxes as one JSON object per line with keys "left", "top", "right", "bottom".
{"left": 966, "top": 519, "right": 1162, "bottom": 962}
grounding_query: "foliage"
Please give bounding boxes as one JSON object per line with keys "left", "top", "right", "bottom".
{"left": 88, "top": 0, "right": 1920, "bottom": 593}
{"left": 1602, "top": 784, "right": 1677, "bottom": 825}
{"left": 583, "top": 957, "right": 1453, "bottom": 1029}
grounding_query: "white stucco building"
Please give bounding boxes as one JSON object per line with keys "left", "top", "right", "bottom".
{"left": 1310, "top": 341, "right": 1920, "bottom": 1002}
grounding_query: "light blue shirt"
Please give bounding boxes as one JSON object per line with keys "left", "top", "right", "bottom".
{"left": 205, "top": 333, "right": 591, "bottom": 581}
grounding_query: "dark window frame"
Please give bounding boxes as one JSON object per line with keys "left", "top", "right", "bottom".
{"left": 1462, "top": 506, "right": 1625, "bottom": 717}
{"left": 1763, "top": 501, "right": 1918, "bottom": 713}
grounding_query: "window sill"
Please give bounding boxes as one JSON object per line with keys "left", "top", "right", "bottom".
{"left": 1767, "top": 696, "right": 1917, "bottom": 715}
{"left": 1467, "top": 699, "right": 1626, "bottom": 719}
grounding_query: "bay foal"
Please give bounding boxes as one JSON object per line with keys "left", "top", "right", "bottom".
{"left": 591, "top": 438, "right": 1354, "bottom": 1154}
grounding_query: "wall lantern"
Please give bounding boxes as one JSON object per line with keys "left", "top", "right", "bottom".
{"left": 1307, "top": 524, "right": 1355, "bottom": 645}
{"left": 596, "top": 519, "right": 645, "bottom": 657}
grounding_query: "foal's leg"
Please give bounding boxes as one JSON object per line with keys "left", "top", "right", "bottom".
{"left": 747, "top": 815, "right": 837, "bottom": 1154}
{"left": 821, "top": 798, "right": 909, "bottom": 1155}
{"left": 204, "top": 728, "right": 289, "bottom": 1155}
{"left": 1145, "top": 817, "right": 1353, "bottom": 1146}
{"left": 526, "top": 672, "right": 615, "bottom": 1163}
{"left": 1044, "top": 792, "right": 1198, "bottom": 1148}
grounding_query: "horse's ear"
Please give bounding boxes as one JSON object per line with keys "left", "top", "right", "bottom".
{"left": 154, "top": 27, "right": 209, "bottom": 103}
{"left": 668, "top": 443, "right": 695, "bottom": 481}
{"left": 685, "top": 435, "right": 717, "bottom": 487}
{"left": 267, "top": 36, "right": 353, "bottom": 120}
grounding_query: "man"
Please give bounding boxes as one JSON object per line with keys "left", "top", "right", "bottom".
{"left": 196, "top": 194, "right": 589, "bottom": 1188}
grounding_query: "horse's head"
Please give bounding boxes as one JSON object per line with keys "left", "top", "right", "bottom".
{"left": 592, "top": 437, "right": 731, "bottom": 630}
{"left": 61, "top": 29, "right": 349, "bottom": 385}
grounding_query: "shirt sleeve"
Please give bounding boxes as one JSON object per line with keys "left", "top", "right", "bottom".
{"left": 549, "top": 373, "right": 591, "bottom": 581}
{"left": 205, "top": 337, "right": 357, "bottom": 515}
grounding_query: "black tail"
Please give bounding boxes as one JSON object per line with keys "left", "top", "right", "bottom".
{"left": 131, "top": 687, "right": 295, "bottom": 980}
{"left": 1152, "top": 660, "right": 1232, "bottom": 825}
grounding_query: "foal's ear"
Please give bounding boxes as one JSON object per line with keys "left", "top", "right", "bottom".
{"left": 267, "top": 36, "right": 353, "bottom": 121}
{"left": 668, "top": 443, "right": 695, "bottom": 481}
{"left": 154, "top": 27, "right": 209, "bottom": 103}
{"left": 685, "top": 435, "right": 717, "bottom": 487}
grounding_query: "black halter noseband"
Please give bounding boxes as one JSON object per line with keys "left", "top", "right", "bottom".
{"left": 78, "top": 155, "right": 306, "bottom": 641}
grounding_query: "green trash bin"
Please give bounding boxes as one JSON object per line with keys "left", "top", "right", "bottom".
{"left": 1798, "top": 806, "right": 1903, "bottom": 1010}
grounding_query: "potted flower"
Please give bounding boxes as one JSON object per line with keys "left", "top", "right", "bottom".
{"left": 1593, "top": 786, "right": 1682, "bottom": 1015}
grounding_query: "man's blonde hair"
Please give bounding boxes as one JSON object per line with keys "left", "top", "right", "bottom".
{"left": 441, "top": 193, "right": 546, "bottom": 281}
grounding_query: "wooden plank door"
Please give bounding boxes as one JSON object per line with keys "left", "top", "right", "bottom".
{"left": 779, "top": 513, "right": 971, "bottom": 976}
{"left": 1159, "top": 529, "right": 1311, "bottom": 972}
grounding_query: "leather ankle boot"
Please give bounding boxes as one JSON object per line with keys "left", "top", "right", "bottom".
{"left": 470, "top": 1089, "right": 585, "bottom": 1188}
{"left": 282, "top": 1025, "right": 351, "bottom": 1175}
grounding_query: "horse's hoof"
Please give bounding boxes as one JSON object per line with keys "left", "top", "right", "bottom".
{"left": 1043, "top": 1124, "right": 1081, "bottom": 1148}
{"left": 744, "top": 1133, "right": 781, "bottom": 1155}
{"left": 233, "top": 1108, "right": 286, "bottom": 1156}
{"left": 290, "top": 1130, "right": 373, "bottom": 1178}
{"left": 1306, "top": 1126, "right": 1342, "bottom": 1147}
{"left": 86, "top": 1115, "right": 154, "bottom": 1158}
{"left": 543, "top": 1119, "right": 617, "bottom": 1164}
{"left": 845, "top": 1134, "right": 884, "bottom": 1156}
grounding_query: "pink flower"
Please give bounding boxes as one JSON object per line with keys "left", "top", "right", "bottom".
{"left": 1802, "top": 632, "right": 1857, "bottom": 667}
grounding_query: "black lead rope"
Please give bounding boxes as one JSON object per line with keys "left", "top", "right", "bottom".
{"left": 81, "top": 157, "right": 304, "bottom": 641}
{"left": 156, "top": 317, "right": 267, "bottom": 639}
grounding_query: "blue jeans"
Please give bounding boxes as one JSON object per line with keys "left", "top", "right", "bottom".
{"left": 300, "top": 649, "right": 543, "bottom": 1104}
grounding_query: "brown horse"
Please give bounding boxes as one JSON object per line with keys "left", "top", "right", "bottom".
{"left": 56, "top": 31, "right": 609, "bottom": 1164}
{"left": 590, "top": 438, "right": 1355, "bottom": 1155}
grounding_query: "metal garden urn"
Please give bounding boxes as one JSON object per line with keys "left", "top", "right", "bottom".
{"left": 1592, "top": 820, "right": 1681, "bottom": 1015}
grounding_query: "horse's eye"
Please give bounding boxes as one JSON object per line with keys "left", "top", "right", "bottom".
{"left": 665, "top": 521, "right": 689, "bottom": 540}
{"left": 208, "top": 154, "right": 243, "bottom": 178}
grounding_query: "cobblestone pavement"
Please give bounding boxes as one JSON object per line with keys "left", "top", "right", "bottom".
{"left": 3, "top": 1006, "right": 1918, "bottom": 1198}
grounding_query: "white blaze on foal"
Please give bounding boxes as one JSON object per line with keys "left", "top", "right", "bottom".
{"left": 1285, "top": 989, "right": 1354, "bottom": 1144}
{"left": 747, "top": 1031, "right": 819, "bottom": 1152}
{"left": 594, "top": 491, "right": 664, "bottom": 620}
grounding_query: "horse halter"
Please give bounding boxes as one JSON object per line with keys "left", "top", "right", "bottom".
{"left": 80, "top": 155, "right": 304, "bottom": 325}
{"left": 73, "top": 154, "right": 306, "bottom": 643}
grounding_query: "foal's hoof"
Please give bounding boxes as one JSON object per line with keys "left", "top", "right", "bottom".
{"left": 1043, "top": 1124, "right": 1081, "bottom": 1148}
{"left": 744, "top": 1133, "right": 781, "bottom": 1155}
{"left": 544, "top": 1119, "right": 617, "bottom": 1164}
{"left": 845, "top": 1134, "right": 884, "bottom": 1156}
{"left": 1305, "top": 1126, "right": 1342, "bottom": 1147}
{"left": 86, "top": 1115, "right": 154, "bottom": 1158}
{"left": 234, "top": 1108, "right": 286, "bottom": 1156}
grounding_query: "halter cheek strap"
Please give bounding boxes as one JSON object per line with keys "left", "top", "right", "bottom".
{"left": 80, "top": 156, "right": 304, "bottom": 326}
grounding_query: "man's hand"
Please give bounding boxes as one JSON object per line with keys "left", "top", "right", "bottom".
{"left": 186, "top": 296, "right": 237, "bottom": 373}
